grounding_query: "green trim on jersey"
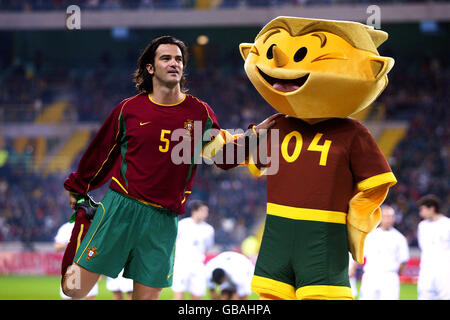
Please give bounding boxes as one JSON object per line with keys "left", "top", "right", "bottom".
{"left": 119, "top": 112, "right": 129, "bottom": 190}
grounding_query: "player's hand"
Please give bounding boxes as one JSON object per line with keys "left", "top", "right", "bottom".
{"left": 68, "top": 191, "right": 82, "bottom": 210}
{"left": 254, "top": 113, "right": 286, "bottom": 134}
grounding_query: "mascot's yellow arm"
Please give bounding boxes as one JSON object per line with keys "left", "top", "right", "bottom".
{"left": 347, "top": 183, "right": 392, "bottom": 264}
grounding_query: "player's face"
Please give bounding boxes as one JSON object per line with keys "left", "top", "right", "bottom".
{"left": 148, "top": 44, "right": 184, "bottom": 88}
{"left": 380, "top": 207, "right": 395, "bottom": 230}
{"left": 419, "top": 205, "right": 435, "bottom": 220}
{"left": 194, "top": 205, "right": 209, "bottom": 222}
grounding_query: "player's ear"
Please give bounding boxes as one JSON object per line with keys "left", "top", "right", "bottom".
{"left": 239, "top": 43, "right": 255, "bottom": 61}
{"left": 146, "top": 63, "right": 154, "bottom": 75}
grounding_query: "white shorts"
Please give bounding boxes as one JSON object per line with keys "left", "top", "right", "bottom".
{"left": 359, "top": 271, "right": 400, "bottom": 300}
{"left": 418, "top": 267, "right": 450, "bottom": 300}
{"left": 60, "top": 283, "right": 98, "bottom": 299}
{"left": 171, "top": 260, "right": 206, "bottom": 297}
{"left": 349, "top": 275, "right": 358, "bottom": 298}
{"left": 106, "top": 270, "right": 134, "bottom": 293}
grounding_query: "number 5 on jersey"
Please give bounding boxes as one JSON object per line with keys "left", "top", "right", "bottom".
{"left": 159, "top": 129, "right": 171, "bottom": 153}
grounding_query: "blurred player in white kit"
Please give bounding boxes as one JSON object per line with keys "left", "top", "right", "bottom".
{"left": 54, "top": 221, "right": 98, "bottom": 300}
{"left": 106, "top": 270, "right": 133, "bottom": 300}
{"left": 205, "top": 251, "right": 254, "bottom": 300}
{"left": 172, "top": 200, "right": 214, "bottom": 300}
{"left": 416, "top": 195, "right": 450, "bottom": 300}
{"left": 359, "top": 205, "right": 409, "bottom": 300}
{"left": 348, "top": 254, "right": 359, "bottom": 298}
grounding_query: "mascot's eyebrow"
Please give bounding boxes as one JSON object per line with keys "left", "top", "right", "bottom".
{"left": 311, "top": 32, "right": 327, "bottom": 48}
{"left": 263, "top": 29, "right": 281, "bottom": 43}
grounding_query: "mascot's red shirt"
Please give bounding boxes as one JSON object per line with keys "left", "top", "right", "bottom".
{"left": 259, "top": 116, "right": 396, "bottom": 218}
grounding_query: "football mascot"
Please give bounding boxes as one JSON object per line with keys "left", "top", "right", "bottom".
{"left": 239, "top": 16, "right": 397, "bottom": 300}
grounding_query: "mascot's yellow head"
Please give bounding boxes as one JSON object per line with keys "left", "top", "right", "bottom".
{"left": 240, "top": 16, "right": 394, "bottom": 122}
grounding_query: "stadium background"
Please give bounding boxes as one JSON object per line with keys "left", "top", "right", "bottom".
{"left": 0, "top": 0, "right": 448, "bottom": 300}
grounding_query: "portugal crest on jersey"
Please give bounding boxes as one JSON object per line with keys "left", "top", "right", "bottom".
{"left": 184, "top": 119, "right": 194, "bottom": 135}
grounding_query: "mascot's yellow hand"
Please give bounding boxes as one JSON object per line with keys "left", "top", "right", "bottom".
{"left": 347, "top": 184, "right": 390, "bottom": 264}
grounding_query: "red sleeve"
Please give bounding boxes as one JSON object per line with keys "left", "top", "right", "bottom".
{"left": 202, "top": 102, "right": 221, "bottom": 131}
{"left": 350, "top": 122, "right": 397, "bottom": 191}
{"left": 64, "top": 101, "right": 125, "bottom": 194}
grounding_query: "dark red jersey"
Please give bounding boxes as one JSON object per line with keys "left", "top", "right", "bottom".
{"left": 64, "top": 93, "right": 227, "bottom": 215}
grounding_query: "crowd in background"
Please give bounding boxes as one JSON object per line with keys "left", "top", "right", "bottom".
{"left": 0, "top": 35, "right": 448, "bottom": 251}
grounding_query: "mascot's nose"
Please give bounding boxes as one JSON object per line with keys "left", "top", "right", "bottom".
{"left": 273, "top": 46, "right": 289, "bottom": 67}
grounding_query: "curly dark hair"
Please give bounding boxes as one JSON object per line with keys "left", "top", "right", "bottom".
{"left": 417, "top": 194, "right": 441, "bottom": 213}
{"left": 188, "top": 199, "right": 207, "bottom": 213}
{"left": 134, "top": 36, "right": 188, "bottom": 94}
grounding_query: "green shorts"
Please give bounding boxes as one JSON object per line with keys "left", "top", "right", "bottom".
{"left": 252, "top": 214, "right": 352, "bottom": 300}
{"left": 74, "top": 189, "right": 178, "bottom": 288}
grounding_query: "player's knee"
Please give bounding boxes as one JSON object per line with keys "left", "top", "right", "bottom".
{"left": 61, "top": 264, "right": 89, "bottom": 299}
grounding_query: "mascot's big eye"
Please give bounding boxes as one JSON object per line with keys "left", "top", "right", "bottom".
{"left": 294, "top": 47, "right": 307, "bottom": 62}
{"left": 266, "top": 44, "right": 276, "bottom": 59}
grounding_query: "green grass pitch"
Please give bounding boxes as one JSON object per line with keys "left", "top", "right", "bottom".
{"left": 0, "top": 275, "right": 417, "bottom": 300}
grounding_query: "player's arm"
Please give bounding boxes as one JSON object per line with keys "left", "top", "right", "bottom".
{"left": 397, "top": 235, "right": 410, "bottom": 276}
{"left": 202, "top": 113, "right": 283, "bottom": 170}
{"left": 64, "top": 101, "right": 125, "bottom": 196}
{"left": 348, "top": 257, "right": 359, "bottom": 278}
{"left": 54, "top": 225, "right": 70, "bottom": 251}
{"left": 205, "top": 227, "right": 215, "bottom": 252}
{"left": 54, "top": 242, "right": 67, "bottom": 251}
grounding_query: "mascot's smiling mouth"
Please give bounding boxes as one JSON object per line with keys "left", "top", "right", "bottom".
{"left": 257, "top": 67, "right": 310, "bottom": 93}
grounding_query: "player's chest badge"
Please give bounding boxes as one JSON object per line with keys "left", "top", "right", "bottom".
{"left": 86, "top": 246, "right": 98, "bottom": 261}
{"left": 184, "top": 119, "right": 194, "bottom": 136}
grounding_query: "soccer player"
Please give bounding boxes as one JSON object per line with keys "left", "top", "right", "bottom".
{"left": 61, "top": 36, "right": 277, "bottom": 300}
{"left": 172, "top": 200, "right": 214, "bottom": 300}
{"left": 416, "top": 194, "right": 450, "bottom": 300}
{"left": 358, "top": 205, "right": 409, "bottom": 300}
{"left": 205, "top": 251, "right": 254, "bottom": 300}
{"left": 54, "top": 221, "right": 98, "bottom": 300}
